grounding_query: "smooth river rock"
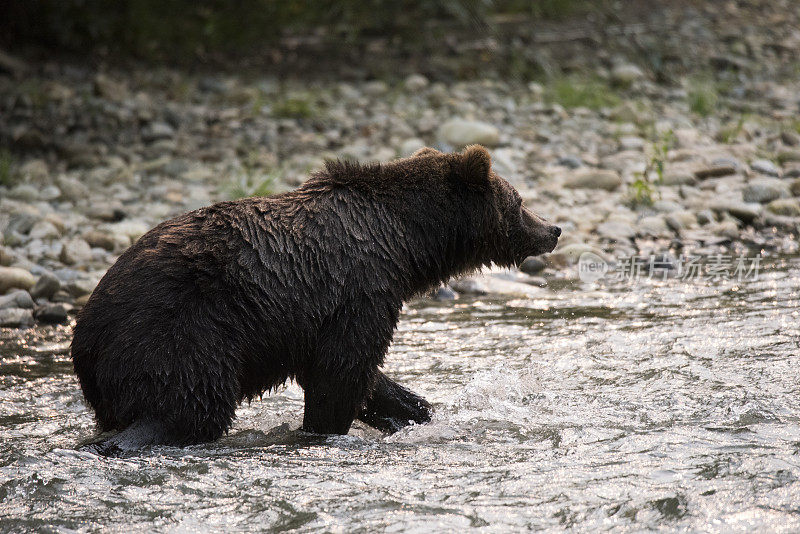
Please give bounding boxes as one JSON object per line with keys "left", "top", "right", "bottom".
{"left": 0, "top": 308, "right": 34, "bottom": 327}
{"left": 0, "top": 267, "right": 36, "bottom": 293}
{"left": 565, "top": 169, "right": 622, "bottom": 191}
{"left": 766, "top": 198, "right": 800, "bottom": 217}
{"left": 750, "top": 159, "right": 780, "bottom": 177}
{"left": 33, "top": 303, "right": 69, "bottom": 324}
{"left": 742, "top": 178, "right": 789, "bottom": 204}
{"left": 438, "top": 118, "right": 500, "bottom": 148}
{"left": 0, "top": 290, "right": 34, "bottom": 310}
{"left": 30, "top": 272, "right": 61, "bottom": 300}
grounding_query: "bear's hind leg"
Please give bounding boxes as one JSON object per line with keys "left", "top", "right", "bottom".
{"left": 81, "top": 420, "right": 168, "bottom": 456}
{"left": 358, "top": 371, "right": 432, "bottom": 433}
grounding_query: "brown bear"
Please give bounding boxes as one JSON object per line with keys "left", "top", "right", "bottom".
{"left": 71, "top": 145, "right": 560, "bottom": 453}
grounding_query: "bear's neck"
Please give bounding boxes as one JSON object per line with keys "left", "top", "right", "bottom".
{"left": 386, "top": 201, "right": 488, "bottom": 300}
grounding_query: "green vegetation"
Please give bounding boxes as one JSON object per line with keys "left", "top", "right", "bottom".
{"left": 546, "top": 77, "right": 620, "bottom": 110}
{"left": 271, "top": 96, "right": 315, "bottom": 119}
{"left": 627, "top": 176, "right": 658, "bottom": 208}
{"left": 4, "top": 1, "right": 592, "bottom": 60}
{"left": 626, "top": 130, "right": 675, "bottom": 209}
{"left": 224, "top": 169, "right": 279, "bottom": 200}
{"left": 0, "top": 150, "right": 15, "bottom": 187}
{"left": 222, "top": 152, "right": 281, "bottom": 200}
{"left": 717, "top": 114, "right": 748, "bottom": 143}
{"left": 687, "top": 79, "right": 720, "bottom": 116}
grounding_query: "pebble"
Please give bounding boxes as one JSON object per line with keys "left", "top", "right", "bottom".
{"left": 519, "top": 256, "right": 546, "bottom": 275}
{"left": 611, "top": 63, "right": 645, "bottom": 85}
{"left": 142, "top": 121, "right": 176, "bottom": 143}
{"left": 399, "top": 138, "right": 426, "bottom": 157}
{"left": 18, "top": 159, "right": 49, "bottom": 183}
{"left": 0, "top": 246, "right": 15, "bottom": 267}
{"left": 565, "top": 169, "right": 622, "bottom": 191}
{"left": 56, "top": 175, "right": 90, "bottom": 201}
{"left": 652, "top": 200, "right": 683, "bottom": 213}
{"left": 781, "top": 131, "right": 800, "bottom": 146}
{"left": 8, "top": 184, "right": 40, "bottom": 201}
{"left": 430, "top": 284, "right": 458, "bottom": 301}
{"left": 742, "top": 178, "right": 789, "bottom": 203}
{"left": 84, "top": 230, "right": 120, "bottom": 251}
{"left": 102, "top": 220, "right": 149, "bottom": 241}
{"left": 665, "top": 210, "right": 697, "bottom": 232}
{"left": 404, "top": 74, "right": 429, "bottom": 92}
{"left": 777, "top": 150, "right": 800, "bottom": 165}
{"left": 93, "top": 73, "right": 128, "bottom": 101}
{"left": 710, "top": 201, "right": 762, "bottom": 224}
{"left": 790, "top": 178, "right": 800, "bottom": 197}
{"left": 712, "top": 220, "right": 740, "bottom": 239}
{"left": 449, "top": 277, "right": 489, "bottom": 295}
{"left": 619, "top": 136, "right": 646, "bottom": 151}
{"left": 750, "top": 159, "right": 780, "bottom": 177}
{"left": 695, "top": 165, "right": 736, "bottom": 179}
{"left": 86, "top": 201, "right": 126, "bottom": 222}
{"left": 0, "top": 290, "right": 34, "bottom": 310}
{"left": 66, "top": 278, "right": 98, "bottom": 298}
{"left": 438, "top": 118, "right": 500, "bottom": 148}
{"left": 28, "top": 220, "right": 61, "bottom": 240}
{"left": 638, "top": 215, "right": 671, "bottom": 237}
{"left": 0, "top": 267, "right": 36, "bottom": 293}
{"left": 33, "top": 303, "right": 69, "bottom": 324}
{"left": 456, "top": 274, "right": 543, "bottom": 298}
{"left": 0, "top": 308, "right": 34, "bottom": 327}
{"left": 557, "top": 156, "right": 582, "bottom": 169}
{"left": 662, "top": 171, "right": 696, "bottom": 185}
{"left": 30, "top": 272, "right": 61, "bottom": 300}
{"left": 59, "top": 238, "right": 93, "bottom": 266}
{"left": 552, "top": 243, "right": 609, "bottom": 264}
{"left": 766, "top": 198, "right": 800, "bottom": 217}
{"left": 596, "top": 220, "right": 636, "bottom": 241}
{"left": 363, "top": 80, "right": 389, "bottom": 96}
{"left": 696, "top": 210, "right": 716, "bottom": 225}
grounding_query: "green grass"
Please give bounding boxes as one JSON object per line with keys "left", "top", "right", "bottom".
{"left": 717, "top": 114, "right": 748, "bottom": 143}
{"left": 627, "top": 175, "right": 658, "bottom": 209}
{"left": 271, "top": 96, "right": 315, "bottom": 119}
{"left": 687, "top": 80, "right": 719, "bottom": 116}
{"left": 222, "top": 162, "right": 281, "bottom": 200}
{"left": 626, "top": 130, "right": 674, "bottom": 209}
{"left": 0, "top": 150, "right": 15, "bottom": 187}
{"left": 546, "top": 77, "right": 620, "bottom": 110}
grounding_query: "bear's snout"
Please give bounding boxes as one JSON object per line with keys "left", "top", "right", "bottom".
{"left": 518, "top": 207, "right": 560, "bottom": 258}
{"left": 542, "top": 224, "right": 560, "bottom": 253}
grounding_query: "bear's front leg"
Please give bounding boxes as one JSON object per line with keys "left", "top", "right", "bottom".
{"left": 301, "top": 365, "right": 376, "bottom": 435}
{"left": 358, "top": 371, "right": 432, "bottom": 433}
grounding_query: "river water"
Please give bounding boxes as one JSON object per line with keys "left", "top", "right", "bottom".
{"left": 1, "top": 257, "right": 799, "bottom": 532}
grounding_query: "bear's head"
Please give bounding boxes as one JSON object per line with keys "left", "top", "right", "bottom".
{"left": 413, "top": 145, "right": 561, "bottom": 268}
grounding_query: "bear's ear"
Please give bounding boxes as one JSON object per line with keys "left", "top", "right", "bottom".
{"left": 453, "top": 144, "right": 491, "bottom": 186}
{"left": 412, "top": 146, "right": 443, "bottom": 157}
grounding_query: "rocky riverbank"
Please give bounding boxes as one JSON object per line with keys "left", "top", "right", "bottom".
{"left": 2, "top": 50, "right": 800, "bottom": 326}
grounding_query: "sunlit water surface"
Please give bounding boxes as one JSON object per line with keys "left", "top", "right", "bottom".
{"left": 2, "top": 257, "right": 799, "bottom": 532}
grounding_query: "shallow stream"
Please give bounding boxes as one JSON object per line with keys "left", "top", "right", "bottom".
{"left": 2, "top": 257, "right": 799, "bottom": 532}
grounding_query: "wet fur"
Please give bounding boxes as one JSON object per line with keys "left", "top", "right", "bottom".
{"left": 71, "top": 146, "right": 560, "bottom": 450}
